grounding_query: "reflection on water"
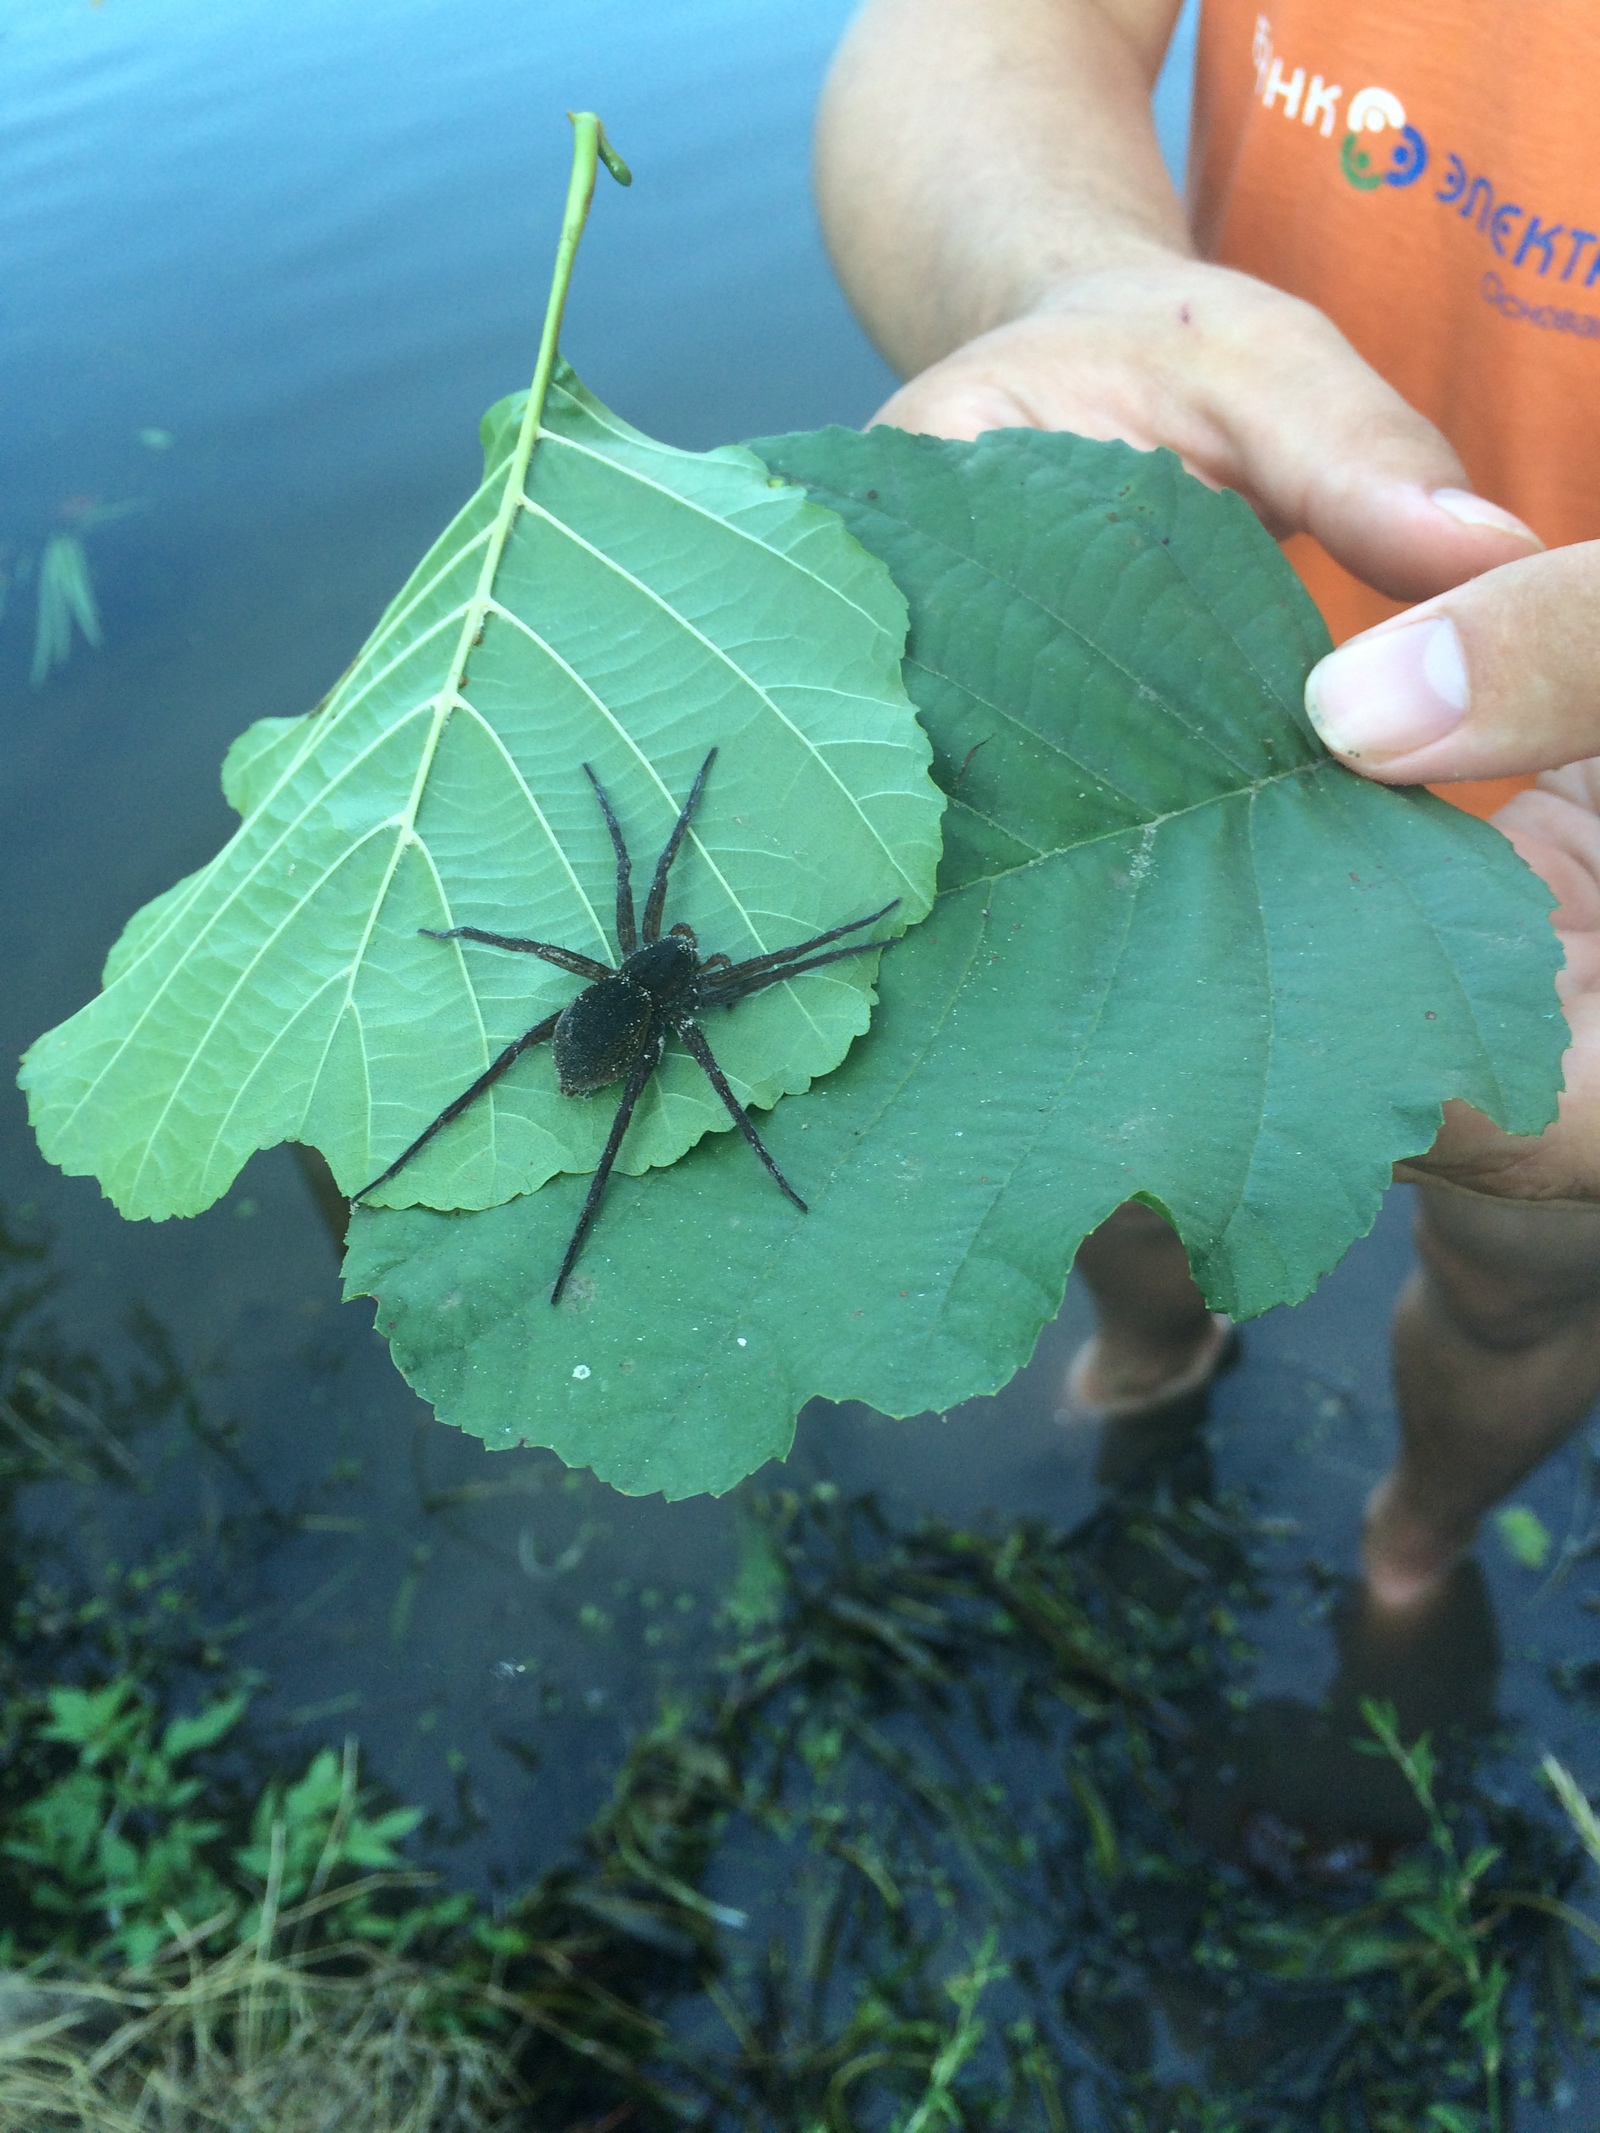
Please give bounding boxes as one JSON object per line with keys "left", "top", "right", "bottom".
{"left": 2, "top": 3, "right": 1599, "bottom": 2120}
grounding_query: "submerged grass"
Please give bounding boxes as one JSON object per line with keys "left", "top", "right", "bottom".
{"left": 28, "top": 534, "right": 101, "bottom": 688}
{"left": 18, "top": 501, "right": 137, "bottom": 687}
{"left": 0, "top": 1208, "right": 1598, "bottom": 2128}
{"left": 551, "top": 1482, "right": 1599, "bottom": 2129}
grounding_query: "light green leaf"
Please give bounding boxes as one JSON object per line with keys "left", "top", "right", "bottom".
{"left": 161, "top": 1690, "right": 251, "bottom": 1763}
{"left": 20, "top": 368, "right": 940, "bottom": 1219}
{"left": 40, "top": 1681, "right": 138, "bottom": 1752}
{"left": 345, "top": 426, "right": 1564, "bottom": 1499}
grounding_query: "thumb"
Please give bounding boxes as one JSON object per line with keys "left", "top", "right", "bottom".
{"left": 1191, "top": 282, "right": 1544, "bottom": 602}
{"left": 1303, "top": 542, "right": 1600, "bottom": 784}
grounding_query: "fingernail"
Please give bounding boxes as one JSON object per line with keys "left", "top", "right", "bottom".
{"left": 1305, "top": 616, "right": 1470, "bottom": 763}
{"left": 1430, "top": 488, "right": 1542, "bottom": 545}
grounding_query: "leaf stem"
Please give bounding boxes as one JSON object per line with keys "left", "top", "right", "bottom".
{"left": 356, "top": 112, "right": 632, "bottom": 1052}
{"left": 524, "top": 112, "right": 631, "bottom": 450}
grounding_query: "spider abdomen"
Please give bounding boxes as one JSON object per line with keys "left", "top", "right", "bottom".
{"left": 552, "top": 934, "right": 698, "bottom": 1096}
{"left": 553, "top": 978, "right": 656, "bottom": 1095}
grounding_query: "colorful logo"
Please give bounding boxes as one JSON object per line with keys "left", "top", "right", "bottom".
{"left": 1341, "top": 87, "right": 1428, "bottom": 190}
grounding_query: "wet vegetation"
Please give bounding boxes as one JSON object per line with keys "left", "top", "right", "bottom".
{"left": 0, "top": 1208, "right": 1597, "bottom": 2129}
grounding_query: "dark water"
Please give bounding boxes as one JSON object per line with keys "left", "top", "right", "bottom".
{"left": 2, "top": 0, "right": 1596, "bottom": 2104}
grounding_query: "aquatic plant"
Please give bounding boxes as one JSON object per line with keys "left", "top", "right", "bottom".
{"left": 28, "top": 532, "right": 102, "bottom": 687}
{"left": 649, "top": 1482, "right": 1580, "bottom": 2130}
{"left": 20, "top": 115, "right": 1566, "bottom": 1500}
{"left": 24, "top": 503, "right": 138, "bottom": 688}
{"left": 323, "top": 1464, "right": 1582, "bottom": 2128}
{"left": 1, "top": 1690, "right": 456, "bottom": 1970}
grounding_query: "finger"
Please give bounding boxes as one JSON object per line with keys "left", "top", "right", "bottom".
{"left": 1305, "top": 543, "right": 1600, "bottom": 784}
{"left": 1494, "top": 779, "right": 1600, "bottom": 985}
{"left": 1396, "top": 999, "right": 1600, "bottom": 1205}
{"left": 1193, "top": 278, "right": 1542, "bottom": 602}
{"left": 870, "top": 272, "right": 1542, "bottom": 604}
{"left": 1396, "top": 776, "right": 1600, "bottom": 1205}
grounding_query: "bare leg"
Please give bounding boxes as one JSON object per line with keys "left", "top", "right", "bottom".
{"left": 1068, "top": 1201, "right": 1228, "bottom": 1413}
{"left": 1365, "top": 1184, "right": 1600, "bottom": 1611}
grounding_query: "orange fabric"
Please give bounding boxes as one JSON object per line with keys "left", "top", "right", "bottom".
{"left": 1191, "top": 1, "right": 1600, "bottom": 819}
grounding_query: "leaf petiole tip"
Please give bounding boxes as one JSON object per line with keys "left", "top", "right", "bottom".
{"left": 567, "top": 110, "right": 632, "bottom": 187}
{"left": 598, "top": 131, "right": 633, "bottom": 187}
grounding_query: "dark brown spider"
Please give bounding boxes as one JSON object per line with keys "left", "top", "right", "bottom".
{"left": 354, "top": 747, "right": 900, "bottom": 1302}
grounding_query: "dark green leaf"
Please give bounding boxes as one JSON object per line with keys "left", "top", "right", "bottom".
{"left": 346, "top": 428, "right": 1564, "bottom": 1497}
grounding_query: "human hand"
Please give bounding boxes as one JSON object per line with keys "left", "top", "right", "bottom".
{"left": 875, "top": 256, "right": 1541, "bottom": 604}
{"left": 1305, "top": 542, "right": 1600, "bottom": 1201}
{"left": 877, "top": 248, "right": 1581, "bottom": 1192}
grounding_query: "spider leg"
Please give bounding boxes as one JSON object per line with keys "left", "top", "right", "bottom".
{"left": 703, "top": 900, "right": 901, "bottom": 987}
{"left": 675, "top": 1021, "right": 807, "bottom": 1212}
{"left": 640, "top": 746, "right": 716, "bottom": 944}
{"left": 701, "top": 933, "right": 901, "bottom": 1009}
{"left": 422, "top": 927, "right": 611, "bottom": 982}
{"left": 353, "top": 1009, "right": 562, "bottom": 1202}
{"left": 550, "top": 1039, "right": 661, "bottom": 1303}
{"left": 583, "top": 763, "right": 637, "bottom": 956}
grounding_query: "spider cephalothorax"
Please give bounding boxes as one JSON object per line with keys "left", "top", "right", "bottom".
{"left": 355, "top": 747, "right": 900, "bottom": 1300}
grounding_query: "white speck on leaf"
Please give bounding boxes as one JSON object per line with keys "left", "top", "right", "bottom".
{"left": 572, "top": 1364, "right": 591, "bottom": 1381}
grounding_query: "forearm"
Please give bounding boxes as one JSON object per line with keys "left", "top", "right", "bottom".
{"left": 815, "top": 0, "right": 1188, "bottom": 375}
